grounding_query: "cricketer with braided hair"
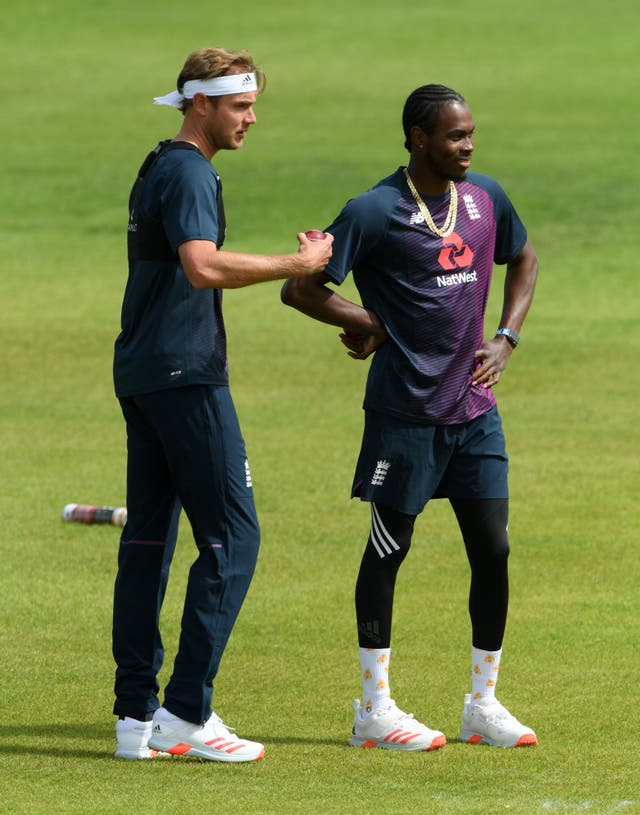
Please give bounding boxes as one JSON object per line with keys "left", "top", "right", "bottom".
{"left": 282, "top": 84, "right": 538, "bottom": 751}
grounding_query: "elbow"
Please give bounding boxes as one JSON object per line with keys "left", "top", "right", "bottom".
{"left": 524, "top": 240, "right": 539, "bottom": 277}
{"left": 510, "top": 240, "right": 539, "bottom": 289}
{"left": 190, "top": 274, "right": 211, "bottom": 290}
{"left": 184, "top": 265, "right": 224, "bottom": 290}
{"left": 179, "top": 241, "right": 225, "bottom": 290}
{"left": 281, "top": 272, "right": 327, "bottom": 311}
{"left": 527, "top": 252, "right": 539, "bottom": 292}
{"left": 280, "top": 278, "right": 298, "bottom": 307}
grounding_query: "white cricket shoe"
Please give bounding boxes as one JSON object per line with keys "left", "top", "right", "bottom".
{"left": 349, "top": 699, "right": 446, "bottom": 751}
{"left": 147, "top": 706, "right": 265, "bottom": 762}
{"left": 460, "top": 694, "right": 537, "bottom": 747}
{"left": 115, "top": 716, "right": 167, "bottom": 759}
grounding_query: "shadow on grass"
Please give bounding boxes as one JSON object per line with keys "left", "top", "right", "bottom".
{"left": 0, "top": 723, "right": 346, "bottom": 760}
{"left": 0, "top": 723, "right": 110, "bottom": 739}
{"left": 244, "top": 734, "right": 347, "bottom": 748}
{"left": 0, "top": 722, "right": 113, "bottom": 760}
{"left": 0, "top": 744, "right": 110, "bottom": 759}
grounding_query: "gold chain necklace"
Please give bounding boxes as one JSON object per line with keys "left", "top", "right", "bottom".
{"left": 403, "top": 168, "right": 457, "bottom": 237}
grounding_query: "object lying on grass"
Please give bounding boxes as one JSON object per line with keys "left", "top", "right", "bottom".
{"left": 62, "top": 504, "right": 127, "bottom": 527}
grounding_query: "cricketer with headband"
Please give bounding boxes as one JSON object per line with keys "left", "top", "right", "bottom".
{"left": 112, "top": 47, "right": 332, "bottom": 762}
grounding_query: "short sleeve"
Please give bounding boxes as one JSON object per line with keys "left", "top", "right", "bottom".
{"left": 160, "top": 157, "right": 220, "bottom": 252}
{"left": 477, "top": 175, "right": 527, "bottom": 264}
{"left": 324, "top": 192, "right": 391, "bottom": 285}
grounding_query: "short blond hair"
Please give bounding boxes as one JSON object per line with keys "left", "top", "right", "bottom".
{"left": 176, "top": 47, "right": 266, "bottom": 111}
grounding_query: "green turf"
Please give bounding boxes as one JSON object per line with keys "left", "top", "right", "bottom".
{"left": 1, "top": 0, "right": 639, "bottom": 813}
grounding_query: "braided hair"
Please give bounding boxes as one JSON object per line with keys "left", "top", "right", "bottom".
{"left": 402, "top": 84, "right": 466, "bottom": 151}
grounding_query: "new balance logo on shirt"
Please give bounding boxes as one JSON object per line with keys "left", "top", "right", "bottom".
{"left": 410, "top": 194, "right": 481, "bottom": 226}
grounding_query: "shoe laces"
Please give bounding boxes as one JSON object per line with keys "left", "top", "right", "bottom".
{"left": 205, "top": 711, "right": 237, "bottom": 736}
{"left": 479, "top": 700, "right": 513, "bottom": 724}
{"left": 383, "top": 701, "right": 415, "bottom": 723}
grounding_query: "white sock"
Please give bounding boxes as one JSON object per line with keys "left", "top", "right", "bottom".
{"left": 359, "top": 647, "right": 391, "bottom": 713}
{"left": 471, "top": 646, "right": 502, "bottom": 701}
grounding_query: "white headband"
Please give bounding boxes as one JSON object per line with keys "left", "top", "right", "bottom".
{"left": 153, "top": 72, "right": 258, "bottom": 108}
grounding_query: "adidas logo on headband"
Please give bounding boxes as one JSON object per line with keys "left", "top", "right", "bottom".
{"left": 154, "top": 72, "right": 259, "bottom": 107}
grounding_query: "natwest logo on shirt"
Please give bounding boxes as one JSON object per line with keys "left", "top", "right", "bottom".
{"left": 436, "top": 269, "right": 478, "bottom": 288}
{"left": 437, "top": 231, "right": 474, "bottom": 271}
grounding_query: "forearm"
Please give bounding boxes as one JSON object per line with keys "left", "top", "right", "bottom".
{"left": 473, "top": 239, "right": 538, "bottom": 386}
{"left": 181, "top": 246, "right": 304, "bottom": 289}
{"left": 179, "top": 238, "right": 332, "bottom": 289}
{"left": 281, "top": 274, "right": 385, "bottom": 336}
{"left": 497, "top": 239, "right": 539, "bottom": 333}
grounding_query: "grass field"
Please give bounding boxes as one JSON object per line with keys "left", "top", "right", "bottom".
{"left": 1, "top": 0, "right": 639, "bottom": 813}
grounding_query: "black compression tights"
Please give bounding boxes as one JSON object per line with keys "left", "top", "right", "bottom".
{"left": 355, "top": 499, "right": 510, "bottom": 651}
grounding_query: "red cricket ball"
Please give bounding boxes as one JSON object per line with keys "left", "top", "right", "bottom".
{"left": 305, "top": 229, "right": 327, "bottom": 241}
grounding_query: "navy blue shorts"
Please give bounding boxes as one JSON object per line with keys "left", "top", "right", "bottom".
{"left": 351, "top": 406, "right": 508, "bottom": 515}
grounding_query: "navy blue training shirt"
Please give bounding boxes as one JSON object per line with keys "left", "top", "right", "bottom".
{"left": 114, "top": 141, "right": 228, "bottom": 397}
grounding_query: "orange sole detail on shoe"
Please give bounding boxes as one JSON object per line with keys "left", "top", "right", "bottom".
{"left": 359, "top": 740, "right": 378, "bottom": 748}
{"left": 465, "top": 734, "right": 483, "bottom": 744}
{"left": 514, "top": 733, "right": 537, "bottom": 747}
{"left": 427, "top": 734, "right": 447, "bottom": 750}
{"left": 166, "top": 742, "right": 193, "bottom": 755}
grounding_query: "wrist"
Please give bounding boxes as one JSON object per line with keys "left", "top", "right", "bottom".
{"left": 367, "top": 309, "right": 386, "bottom": 337}
{"left": 495, "top": 327, "right": 519, "bottom": 349}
